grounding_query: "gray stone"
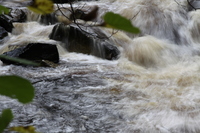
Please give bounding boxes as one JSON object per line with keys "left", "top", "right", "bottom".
{"left": 49, "top": 23, "right": 120, "bottom": 60}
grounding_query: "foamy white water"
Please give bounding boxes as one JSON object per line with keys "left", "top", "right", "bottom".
{"left": 1, "top": 0, "right": 200, "bottom": 132}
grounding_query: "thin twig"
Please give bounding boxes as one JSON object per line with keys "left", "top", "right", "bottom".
{"left": 187, "top": 0, "right": 196, "bottom": 10}
{"left": 68, "top": 1, "right": 99, "bottom": 37}
{"left": 56, "top": 4, "right": 71, "bottom": 20}
{"left": 55, "top": 2, "right": 118, "bottom": 39}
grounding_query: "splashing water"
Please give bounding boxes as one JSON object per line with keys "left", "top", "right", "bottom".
{"left": 1, "top": 0, "right": 200, "bottom": 132}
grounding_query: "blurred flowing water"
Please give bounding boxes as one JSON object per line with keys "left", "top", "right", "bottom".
{"left": 1, "top": 0, "right": 200, "bottom": 132}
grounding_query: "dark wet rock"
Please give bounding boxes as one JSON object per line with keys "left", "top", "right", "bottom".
{"left": 52, "top": 0, "right": 96, "bottom": 3}
{"left": 40, "top": 13, "right": 58, "bottom": 25}
{"left": 70, "top": 6, "right": 98, "bottom": 21}
{"left": 0, "top": 8, "right": 28, "bottom": 23}
{"left": 52, "top": 0, "right": 75, "bottom": 4}
{"left": 188, "top": 0, "right": 200, "bottom": 11}
{"left": 49, "top": 23, "right": 120, "bottom": 60}
{"left": 9, "top": 9, "right": 27, "bottom": 23}
{"left": 0, "top": 15, "right": 14, "bottom": 32}
{"left": 1, "top": 8, "right": 28, "bottom": 23}
{"left": 0, "top": 27, "right": 8, "bottom": 39}
{"left": 1, "top": 43, "right": 59, "bottom": 66}
{"left": 103, "top": 43, "right": 120, "bottom": 60}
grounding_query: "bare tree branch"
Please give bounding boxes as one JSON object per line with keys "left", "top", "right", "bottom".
{"left": 187, "top": 0, "right": 196, "bottom": 10}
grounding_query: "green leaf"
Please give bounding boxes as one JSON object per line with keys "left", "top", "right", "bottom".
{"left": 0, "top": 109, "right": 13, "bottom": 133}
{"left": 0, "top": 75, "right": 34, "bottom": 104}
{"left": 27, "top": 0, "right": 54, "bottom": 15}
{"left": 103, "top": 12, "right": 140, "bottom": 34}
{"left": 0, "top": 5, "right": 10, "bottom": 14}
{"left": 10, "top": 126, "right": 39, "bottom": 133}
{"left": 0, "top": 55, "right": 40, "bottom": 66}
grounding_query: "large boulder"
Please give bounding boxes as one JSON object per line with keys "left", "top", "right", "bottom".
{"left": 0, "top": 15, "right": 14, "bottom": 40}
{"left": 0, "top": 15, "right": 14, "bottom": 32}
{"left": 0, "top": 27, "right": 8, "bottom": 39}
{"left": 49, "top": 23, "right": 120, "bottom": 60}
{"left": 1, "top": 43, "right": 59, "bottom": 66}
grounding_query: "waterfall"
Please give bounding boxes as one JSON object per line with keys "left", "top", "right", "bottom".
{"left": 1, "top": 0, "right": 200, "bottom": 133}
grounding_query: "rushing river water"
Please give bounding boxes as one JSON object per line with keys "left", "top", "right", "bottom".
{"left": 1, "top": 0, "right": 200, "bottom": 132}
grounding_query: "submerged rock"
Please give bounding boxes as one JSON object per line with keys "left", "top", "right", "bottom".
{"left": 49, "top": 23, "right": 120, "bottom": 60}
{"left": 40, "top": 13, "right": 58, "bottom": 25}
{"left": 1, "top": 43, "right": 59, "bottom": 66}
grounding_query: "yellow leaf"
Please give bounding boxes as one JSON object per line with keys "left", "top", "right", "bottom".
{"left": 27, "top": 0, "right": 54, "bottom": 15}
{"left": 10, "top": 126, "right": 40, "bottom": 133}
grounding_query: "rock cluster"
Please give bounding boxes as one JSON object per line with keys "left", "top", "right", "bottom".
{"left": 1, "top": 43, "right": 59, "bottom": 66}
{"left": 0, "top": 4, "right": 120, "bottom": 66}
{"left": 0, "top": 15, "right": 14, "bottom": 39}
{"left": 49, "top": 23, "right": 120, "bottom": 60}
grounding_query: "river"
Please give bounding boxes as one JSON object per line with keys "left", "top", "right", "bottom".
{"left": 1, "top": 0, "right": 200, "bottom": 133}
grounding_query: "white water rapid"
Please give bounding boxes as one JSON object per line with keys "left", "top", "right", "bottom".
{"left": 1, "top": 0, "right": 200, "bottom": 132}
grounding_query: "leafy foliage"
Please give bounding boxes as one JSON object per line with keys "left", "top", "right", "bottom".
{"left": 0, "top": 5, "right": 10, "bottom": 14}
{"left": 103, "top": 12, "right": 140, "bottom": 34}
{"left": 10, "top": 126, "right": 39, "bottom": 133}
{"left": 0, "top": 75, "right": 34, "bottom": 104}
{"left": 27, "top": 0, "right": 54, "bottom": 15}
{"left": 0, "top": 109, "right": 13, "bottom": 133}
{"left": 0, "top": 55, "right": 40, "bottom": 66}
